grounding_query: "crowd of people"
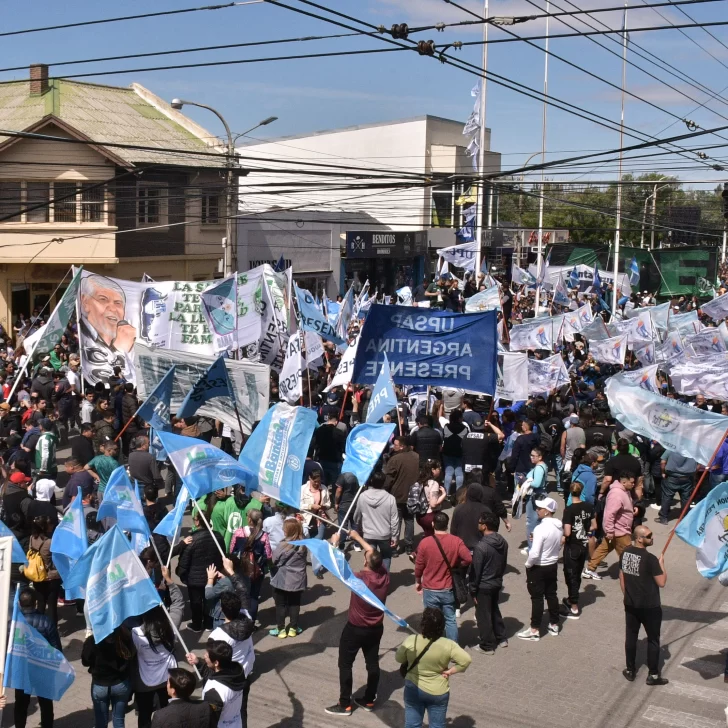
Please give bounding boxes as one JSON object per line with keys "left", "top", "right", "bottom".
{"left": 4, "top": 262, "right": 724, "bottom": 728}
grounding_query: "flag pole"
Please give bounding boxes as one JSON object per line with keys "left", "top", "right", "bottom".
{"left": 190, "top": 499, "right": 227, "bottom": 561}
{"left": 160, "top": 601, "right": 202, "bottom": 680}
{"left": 337, "top": 486, "right": 364, "bottom": 536}
{"left": 301, "top": 509, "right": 349, "bottom": 533}
{"left": 661, "top": 431, "right": 727, "bottom": 556}
{"left": 338, "top": 386, "right": 350, "bottom": 421}
{"left": 166, "top": 523, "right": 179, "bottom": 570}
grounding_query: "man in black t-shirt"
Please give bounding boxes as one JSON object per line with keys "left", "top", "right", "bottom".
{"left": 619, "top": 525, "right": 668, "bottom": 686}
{"left": 560, "top": 481, "right": 595, "bottom": 619}
{"left": 601, "top": 438, "right": 643, "bottom": 496}
{"left": 410, "top": 415, "right": 442, "bottom": 464}
{"left": 314, "top": 414, "right": 347, "bottom": 492}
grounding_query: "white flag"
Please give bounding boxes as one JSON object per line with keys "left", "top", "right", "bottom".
{"left": 495, "top": 352, "right": 529, "bottom": 401}
{"left": 562, "top": 310, "right": 583, "bottom": 343}
{"left": 324, "top": 337, "right": 359, "bottom": 392}
{"left": 438, "top": 241, "right": 478, "bottom": 272}
{"left": 589, "top": 334, "right": 627, "bottom": 365}
{"left": 465, "top": 285, "right": 501, "bottom": 312}
{"left": 618, "top": 364, "right": 660, "bottom": 393}
{"left": 278, "top": 334, "right": 303, "bottom": 404}
{"left": 686, "top": 328, "right": 727, "bottom": 356}
{"left": 631, "top": 340, "right": 656, "bottom": 366}
{"left": 511, "top": 264, "right": 536, "bottom": 286}
{"left": 509, "top": 318, "right": 553, "bottom": 352}
{"left": 581, "top": 316, "right": 610, "bottom": 342}
{"left": 527, "top": 353, "right": 566, "bottom": 395}
{"left": 700, "top": 290, "right": 728, "bottom": 323}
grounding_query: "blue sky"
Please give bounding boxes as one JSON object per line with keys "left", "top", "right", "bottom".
{"left": 1, "top": 0, "right": 727, "bottom": 186}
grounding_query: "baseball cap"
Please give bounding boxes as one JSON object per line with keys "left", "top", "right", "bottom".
{"left": 9, "top": 472, "right": 31, "bottom": 485}
{"left": 534, "top": 496, "right": 558, "bottom": 512}
{"left": 35, "top": 478, "right": 56, "bottom": 502}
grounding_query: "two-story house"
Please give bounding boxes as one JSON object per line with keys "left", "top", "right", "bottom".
{"left": 0, "top": 64, "right": 231, "bottom": 331}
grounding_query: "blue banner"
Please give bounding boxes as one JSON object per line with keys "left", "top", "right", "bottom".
{"left": 238, "top": 402, "right": 318, "bottom": 509}
{"left": 65, "top": 525, "right": 162, "bottom": 642}
{"left": 366, "top": 353, "right": 397, "bottom": 423}
{"left": 291, "top": 539, "right": 408, "bottom": 627}
{"left": 176, "top": 356, "right": 236, "bottom": 420}
{"left": 341, "top": 422, "right": 396, "bottom": 487}
{"left": 4, "top": 588, "right": 75, "bottom": 700}
{"left": 156, "top": 431, "right": 253, "bottom": 500}
{"left": 352, "top": 305, "right": 498, "bottom": 393}
{"left": 295, "top": 284, "right": 345, "bottom": 345}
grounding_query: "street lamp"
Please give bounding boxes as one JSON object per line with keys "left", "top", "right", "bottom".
{"left": 170, "top": 98, "right": 255, "bottom": 277}
{"left": 519, "top": 151, "right": 542, "bottom": 262}
{"left": 234, "top": 116, "right": 278, "bottom": 144}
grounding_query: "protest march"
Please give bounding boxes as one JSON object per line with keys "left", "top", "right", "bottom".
{"left": 4, "top": 251, "right": 728, "bottom": 728}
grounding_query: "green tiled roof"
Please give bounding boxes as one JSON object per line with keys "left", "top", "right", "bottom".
{"left": 0, "top": 79, "right": 223, "bottom": 167}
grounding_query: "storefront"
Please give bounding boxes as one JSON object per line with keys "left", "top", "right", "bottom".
{"left": 343, "top": 230, "right": 427, "bottom": 295}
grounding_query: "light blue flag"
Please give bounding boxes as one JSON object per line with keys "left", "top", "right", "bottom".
{"left": 536, "top": 248, "right": 551, "bottom": 287}
{"left": 291, "top": 539, "right": 408, "bottom": 627}
{"left": 97, "top": 467, "right": 150, "bottom": 535}
{"left": 0, "top": 519, "right": 28, "bottom": 564}
{"left": 676, "top": 481, "right": 728, "bottom": 578}
{"left": 53, "top": 553, "right": 85, "bottom": 601}
{"left": 366, "top": 354, "right": 398, "bottom": 424}
{"left": 604, "top": 376, "right": 728, "bottom": 464}
{"left": 156, "top": 430, "right": 253, "bottom": 500}
{"left": 341, "top": 422, "right": 396, "bottom": 487}
{"left": 149, "top": 427, "right": 168, "bottom": 462}
{"left": 568, "top": 266, "right": 580, "bottom": 289}
{"left": 176, "top": 356, "right": 236, "bottom": 420}
{"left": 629, "top": 257, "right": 640, "bottom": 287}
{"left": 553, "top": 275, "right": 571, "bottom": 306}
{"left": 154, "top": 485, "right": 190, "bottom": 539}
{"left": 51, "top": 489, "right": 87, "bottom": 561}
{"left": 3, "top": 587, "right": 75, "bottom": 700}
{"left": 324, "top": 296, "right": 341, "bottom": 327}
{"left": 295, "top": 283, "right": 345, "bottom": 345}
{"left": 238, "top": 402, "right": 318, "bottom": 508}
{"left": 135, "top": 366, "right": 175, "bottom": 431}
{"left": 335, "top": 285, "right": 355, "bottom": 342}
{"left": 64, "top": 525, "right": 162, "bottom": 643}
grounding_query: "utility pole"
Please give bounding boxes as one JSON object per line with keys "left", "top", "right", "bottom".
{"left": 474, "top": 0, "right": 489, "bottom": 277}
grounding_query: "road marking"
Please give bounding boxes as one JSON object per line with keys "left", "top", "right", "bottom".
{"left": 706, "top": 618, "right": 728, "bottom": 631}
{"left": 719, "top": 602, "right": 728, "bottom": 612}
{"left": 679, "top": 656, "right": 724, "bottom": 678}
{"left": 642, "top": 705, "right": 724, "bottom": 727}
{"left": 666, "top": 680, "right": 728, "bottom": 706}
{"left": 692, "top": 637, "right": 727, "bottom": 653}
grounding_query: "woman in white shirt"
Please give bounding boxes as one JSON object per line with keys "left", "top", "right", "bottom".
{"left": 299, "top": 468, "right": 331, "bottom": 578}
{"left": 132, "top": 567, "right": 184, "bottom": 728}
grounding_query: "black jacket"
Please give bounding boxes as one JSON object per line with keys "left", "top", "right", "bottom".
{"left": 480, "top": 484, "right": 507, "bottom": 522}
{"left": 81, "top": 633, "right": 133, "bottom": 686}
{"left": 177, "top": 529, "right": 225, "bottom": 587}
{"left": 469, "top": 532, "right": 509, "bottom": 593}
{"left": 2, "top": 483, "right": 32, "bottom": 540}
{"left": 410, "top": 426, "right": 442, "bottom": 463}
{"left": 30, "top": 375, "right": 54, "bottom": 403}
{"left": 450, "top": 485, "right": 489, "bottom": 550}
{"left": 511, "top": 432, "right": 539, "bottom": 474}
{"left": 151, "top": 698, "right": 220, "bottom": 728}
{"left": 71, "top": 435, "right": 96, "bottom": 466}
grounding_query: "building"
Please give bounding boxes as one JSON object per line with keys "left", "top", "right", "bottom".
{"left": 238, "top": 115, "right": 501, "bottom": 293}
{"left": 0, "top": 64, "right": 230, "bottom": 330}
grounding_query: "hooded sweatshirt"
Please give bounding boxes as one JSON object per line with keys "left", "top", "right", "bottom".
{"left": 469, "top": 531, "right": 509, "bottom": 592}
{"left": 353, "top": 488, "right": 399, "bottom": 542}
{"left": 525, "top": 516, "right": 563, "bottom": 567}
{"left": 201, "top": 662, "right": 247, "bottom": 728}
{"left": 450, "top": 485, "right": 489, "bottom": 550}
{"left": 603, "top": 479, "right": 634, "bottom": 537}
{"left": 209, "top": 614, "right": 255, "bottom": 678}
{"left": 222, "top": 491, "right": 262, "bottom": 551}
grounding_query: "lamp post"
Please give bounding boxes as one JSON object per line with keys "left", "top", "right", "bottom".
{"left": 170, "top": 100, "right": 277, "bottom": 276}
{"left": 519, "top": 151, "right": 542, "bottom": 263}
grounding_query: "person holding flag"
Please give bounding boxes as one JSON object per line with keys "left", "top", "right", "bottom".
{"left": 4, "top": 587, "right": 69, "bottom": 728}
{"left": 325, "top": 529, "right": 390, "bottom": 717}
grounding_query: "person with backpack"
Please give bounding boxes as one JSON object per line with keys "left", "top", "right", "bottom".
{"left": 407, "top": 460, "right": 447, "bottom": 552}
{"left": 23, "top": 515, "right": 61, "bottom": 625}
{"left": 519, "top": 447, "right": 549, "bottom": 554}
{"left": 230, "top": 508, "right": 271, "bottom": 624}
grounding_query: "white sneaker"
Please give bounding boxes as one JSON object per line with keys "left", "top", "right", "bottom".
{"left": 85, "top": 628, "right": 93, "bottom": 638}
{"left": 548, "top": 623, "right": 560, "bottom": 637}
{"left": 582, "top": 568, "right": 602, "bottom": 580}
{"left": 352, "top": 543, "right": 362, "bottom": 552}
{"left": 649, "top": 503, "right": 660, "bottom": 510}
{"left": 519, "top": 547, "right": 529, "bottom": 556}
{"left": 517, "top": 628, "right": 540, "bottom": 641}
{"left": 455, "top": 609, "right": 461, "bottom": 619}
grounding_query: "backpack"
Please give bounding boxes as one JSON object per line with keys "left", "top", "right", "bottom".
{"left": 24, "top": 547, "right": 47, "bottom": 582}
{"left": 407, "top": 482, "right": 429, "bottom": 516}
{"left": 538, "top": 424, "right": 554, "bottom": 454}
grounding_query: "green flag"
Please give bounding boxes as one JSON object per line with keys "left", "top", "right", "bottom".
{"left": 32, "top": 266, "right": 83, "bottom": 356}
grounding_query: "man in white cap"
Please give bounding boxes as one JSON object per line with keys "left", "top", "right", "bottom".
{"left": 518, "top": 496, "right": 563, "bottom": 641}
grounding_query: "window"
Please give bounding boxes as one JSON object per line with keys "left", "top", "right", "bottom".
{"left": 201, "top": 190, "right": 221, "bottom": 224}
{"left": 53, "top": 182, "right": 79, "bottom": 223}
{"left": 0, "top": 182, "right": 22, "bottom": 221}
{"left": 81, "top": 183, "right": 104, "bottom": 223}
{"left": 26, "top": 182, "right": 50, "bottom": 223}
{"left": 138, "top": 186, "right": 162, "bottom": 224}
{"left": 431, "top": 182, "right": 469, "bottom": 229}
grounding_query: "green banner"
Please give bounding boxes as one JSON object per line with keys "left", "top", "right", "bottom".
{"left": 33, "top": 266, "right": 83, "bottom": 356}
{"left": 656, "top": 249, "right": 717, "bottom": 298}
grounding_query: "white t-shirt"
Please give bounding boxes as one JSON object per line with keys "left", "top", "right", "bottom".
{"left": 67, "top": 369, "right": 80, "bottom": 391}
{"left": 209, "top": 626, "right": 255, "bottom": 677}
{"left": 131, "top": 626, "right": 177, "bottom": 688}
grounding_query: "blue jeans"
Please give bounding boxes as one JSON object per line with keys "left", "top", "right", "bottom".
{"left": 711, "top": 472, "right": 728, "bottom": 488}
{"left": 659, "top": 473, "right": 693, "bottom": 520}
{"left": 404, "top": 681, "right": 450, "bottom": 728}
{"left": 307, "top": 521, "right": 326, "bottom": 574}
{"left": 91, "top": 680, "right": 130, "bottom": 728}
{"left": 320, "top": 460, "right": 341, "bottom": 492}
{"left": 248, "top": 575, "right": 263, "bottom": 622}
{"left": 550, "top": 453, "right": 563, "bottom": 490}
{"left": 423, "top": 589, "right": 458, "bottom": 642}
{"left": 443, "top": 456, "right": 463, "bottom": 494}
{"left": 337, "top": 504, "right": 353, "bottom": 550}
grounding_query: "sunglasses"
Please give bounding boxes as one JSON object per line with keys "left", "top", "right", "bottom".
{"left": 643, "top": 533, "right": 653, "bottom": 539}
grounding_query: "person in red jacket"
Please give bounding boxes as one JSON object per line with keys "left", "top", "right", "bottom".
{"left": 325, "top": 529, "right": 390, "bottom": 717}
{"left": 414, "top": 511, "right": 472, "bottom": 643}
